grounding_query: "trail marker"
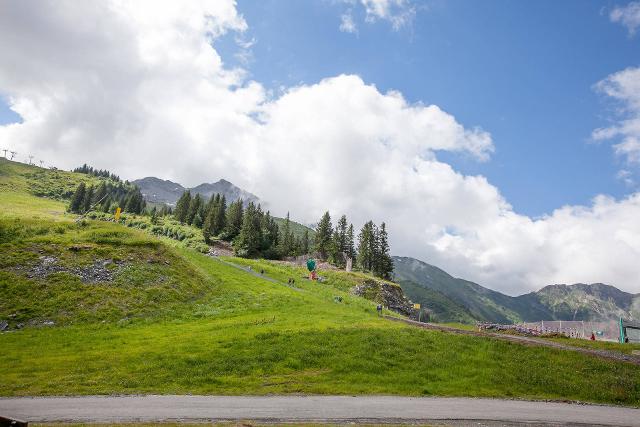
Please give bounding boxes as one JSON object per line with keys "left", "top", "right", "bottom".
{"left": 115, "top": 207, "right": 122, "bottom": 221}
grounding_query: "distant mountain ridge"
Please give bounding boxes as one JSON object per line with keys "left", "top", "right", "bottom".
{"left": 133, "top": 176, "right": 259, "bottom": 206}
{"left": 393, "top": 256, "right": 640, "bottom": 323}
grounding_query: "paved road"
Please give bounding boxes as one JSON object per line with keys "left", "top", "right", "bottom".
{"left": 1, "top": 396, "right": 639, "bottom": 426}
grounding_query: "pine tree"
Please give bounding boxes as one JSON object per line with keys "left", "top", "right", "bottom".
{"left": 314, "top": 211, "right": 333, "bottom": 260}
{"left": 376, "top": 222, "right": 394, "bottom": 279}
{"left": 235, "top": 202, "right": 262, "bottom": 257}
{"left": 213, "top": 195, "right": 227, "bottom": 235}
{"left": 69, "top": 182, "right": 86, "bottom": 213}
{"left": 331, "top": 214, "right": 349, "bottom": 267}
{"left": 174, "top": 191, "right": 191, "bottom": 223}
{"left": 261, "top": 211, "right": 280, "bottom": 257}
{"left": 346, "top": 223, "right": 356, "bottom": 261}
{"left": 93, "top": 182, "right": 107, "bottom": 206}
{"left": 329, "top": 228, "right": 342, "bottom": 266}
{"left": 357, "top": 221, "right": 375, "bottom": 272}
{"left": 82, "top": 185, "right": 95, "bottom": 213}
{"left": 301, "top": 229, "right": 310, "bottom": 255}
{"left": 279, "top": 212, "right": 295, "bottom": 257}
{"left": 224, "top": 199, "right": 244, "bottom": 240}
{"left": 186, "top": 194, "right": 203, "bottom": 225}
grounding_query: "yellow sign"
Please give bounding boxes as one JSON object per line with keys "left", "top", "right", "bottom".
{"left": 413, "top": 303, "right": 420, "bottom": 309}
{"left": 114, "top": 207, "right": 122, "bottom": 221}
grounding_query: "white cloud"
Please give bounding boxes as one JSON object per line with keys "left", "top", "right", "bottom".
{"left": 338, "top": 0, "right": 416, "bottom": 32}
{"left": 2, "top": 1, "right": 640, "bottom": 295}
{"left": 593, "top": 67, "right": 640, "bottom": 166}
{"left": 361, "top": 0, "right": 416, "bottom": 30}
{"left": 340, "top": 12, "right": 358, "bottom": 34}
{"left": 610, "top": 1, "right": 640, "bottom": 35}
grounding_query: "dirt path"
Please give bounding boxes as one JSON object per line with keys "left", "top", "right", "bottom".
{"left": 385, "top": 316, "right": 640, "bottom": 365}
{"left": 1, "top": 395, "right": 638, "bottom": 426}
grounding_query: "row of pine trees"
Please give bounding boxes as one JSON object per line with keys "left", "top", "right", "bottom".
{"left": 173, "top": 190, "right": 393, "bottom": 279}
{"left": 314, "top": 211, "right": 393, "bottom": 279}
{"left": 172, "top": 191, "right": 308, "bottom": 259}
{"left": 73, "top": 164, "right": 121, "bottom": 182}
{"left": 68, "top": 181, "right": 145, "bottom": 215}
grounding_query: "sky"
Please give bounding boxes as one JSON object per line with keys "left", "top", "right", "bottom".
{"left": 1, "top": 0, "right": 640, "bottom": 295}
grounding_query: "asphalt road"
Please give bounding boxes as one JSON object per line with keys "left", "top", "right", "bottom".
{"left": 1, "top": 395, "right": 639, "bottom": 426}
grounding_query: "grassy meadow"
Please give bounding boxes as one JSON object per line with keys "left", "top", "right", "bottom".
{"left": 1, "top": 158, "right": 640, "bottom": 405}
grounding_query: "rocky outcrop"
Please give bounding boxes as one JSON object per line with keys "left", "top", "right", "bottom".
{"left": 352, "top": 279, "right": 415, "bottom": 317}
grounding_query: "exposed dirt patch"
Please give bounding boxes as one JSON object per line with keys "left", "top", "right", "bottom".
{"left": 12, "top": 255, "right": 125, "bottom": 283}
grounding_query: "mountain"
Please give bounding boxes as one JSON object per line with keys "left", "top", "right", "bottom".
{"left": 393, "top": 256, "right": 640, "bottom": 323}
{"left": 132, "top": 177, "right": 185, "bottom": 205}
{"left": 133, "top": 177, "right": 258, "bottom": 206}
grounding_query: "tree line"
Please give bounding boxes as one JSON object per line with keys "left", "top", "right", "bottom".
{"left": 172, "top": 191, "right": 308, "bottom": 259}
{"left": 314, "top": 211, "right": 393, "bottom": 279}
{"left": 173, "top": 190, "right": 392, "bottom": 279}
{"left": 73, "top": 164, "right": 121, "bottom": 182}
{"left": 68, "top": 181, "right": 145, "bottom": 215}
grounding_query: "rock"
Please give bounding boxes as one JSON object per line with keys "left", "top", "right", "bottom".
{"left": 0, "top": 321, "right": 8, "bottom": 331}
{"left": 352, "top": 279, "right": 415, "bottom": 317}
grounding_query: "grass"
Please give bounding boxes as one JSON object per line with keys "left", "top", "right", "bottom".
{"left": 1, "top": 158, "right": 640, "bottom": 406}
{"left": 541, "top": 336, "right": 640, "bottom": 355}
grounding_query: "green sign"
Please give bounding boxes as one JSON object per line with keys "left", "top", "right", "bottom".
{"left": 306, "top": 259, "right": 316, "bottom": 272}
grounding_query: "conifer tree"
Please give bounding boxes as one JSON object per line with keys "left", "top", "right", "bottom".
{"left": 376, "top": 222, "right": 394, "bottom": 279}
{"left": 94, "top": 182, "right": 107, "bottom": 206}
{"left": 346, "top": 223, "right": 356, "bottom": 261}
{"left": 261, "top": 211, "right": 280, "bottom": 257}
{"left": 224, "top": 199, "right": 244, "bottom": 240}
{"left": 69, "top": 182, "right": 86, "bottom": 213}
{"left": 301, "top": 229, "right": 310, "bottom": 255}
{"left": 82, "top": 185, "right": 95, "bottom": 213}
{"left": 213, "top": 195, "right": 227, "bottom": 235}
{"left": 235, "top": 201, "right": 262, "bottom": 256}
{"left": 174, "top": 191, "right": 191, "bottom": 223}
{"left": 314, "top": 211, "right": 333, "bottom": 260}
{"left": 279, "top": 212, "right": 295, "bottom": 257}
{"left": 357, "top": 220, "right": 375, "bottom": 272}
{"left": 186, "top": 194, "right": 203, "bottom": 225}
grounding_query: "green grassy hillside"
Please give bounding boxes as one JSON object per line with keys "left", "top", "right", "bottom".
{"left": 1, "top": 159, "right": 640, "bottom": 405}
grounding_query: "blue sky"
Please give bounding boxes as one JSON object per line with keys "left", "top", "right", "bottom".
{"left": 212, "top": 0, "right": 638, "bottom": 217}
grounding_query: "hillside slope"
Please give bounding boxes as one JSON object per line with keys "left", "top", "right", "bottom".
{"left": 393, "top": 256, "right": 640, "bottom": 323}
{"left": 1, "top": 158, "right": 639, "bottom": 405}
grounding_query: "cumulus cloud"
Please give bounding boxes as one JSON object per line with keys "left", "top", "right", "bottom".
{"left": 610, "top": 1, "right": 640, "bottom": 35}
{"left": 2, "top": 1, "right": 640, "bottom": 295}
{"left": 593, "top": 67, "right": 640, "bottom": 166}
